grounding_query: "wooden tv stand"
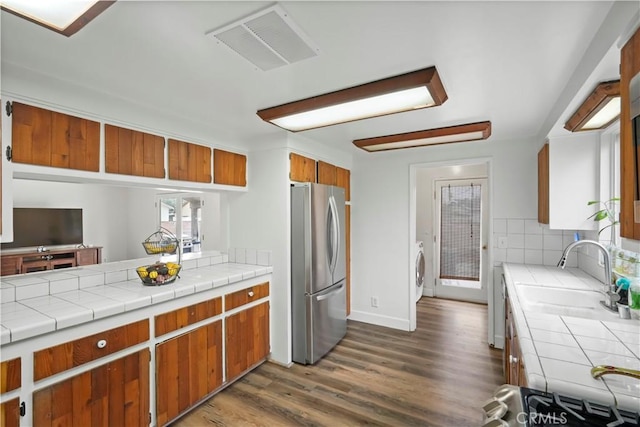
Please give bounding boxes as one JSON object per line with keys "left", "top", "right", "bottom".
{"left": 0, "top": 246, "right": 102, "bottom": 276}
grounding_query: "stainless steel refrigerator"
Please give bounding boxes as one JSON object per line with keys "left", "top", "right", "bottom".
{"left": 291, "top": 182, "right": 347, "bottom": 365}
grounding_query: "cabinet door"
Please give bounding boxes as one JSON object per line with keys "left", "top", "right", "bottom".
{"left": 50, "top": 110, "right": 100, "bottom": 171}
{"left": 1, "top": 255, "right": 21, "bottom": 276}
{"left": 12, "top": 102, "right": 99, "bottom": 171}
{"left": 336, "top": 166, "right": 350, "bottom": 201}
{"left": 168, "top": 139, "right": 212, "bottom": 183}
{"left": 621, "top": 28, "right": 640, "bottom": 239}
{"left": 317, "top": 160, "right": 337, "bottom": 185}
{"left": 33, "top": 349, "right": 150, "bottom": 427}
{"left": 76, "top": 248, "right": 98, "bottom": 266}
{"left": 289, "top": 153, "right": 316, "bottom": 182}
{"left": 12, "top": 102, "right": 52, "bottom": 167}
{"left": 0, "top": 398, "right": 20, "bottom": 427}
{"left": 213, "top": 149, "right": 246, "bottom": 186}
{"left": 155, "top": 321, "right": 223, "bottom": 427}
{"left": 225, "top": 301, "right": 270, "bottom": 381}
{"left": 538, "top": 143, "right": 549, "bottom": 224}
{"left": 105, "top": 124, "right": 165, "bottom": 178}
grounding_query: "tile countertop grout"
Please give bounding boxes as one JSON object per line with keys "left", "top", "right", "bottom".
{"left": 503, "top": 263, "right": 640, "bottom": 412}
{"left": 0, "top": 250, "right": 273, "bottom": 345}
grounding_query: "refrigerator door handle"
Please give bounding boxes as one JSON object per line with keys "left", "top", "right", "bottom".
{"left": 326, "top": 195, "right": 340, "bottom": 275}
{"left": 316, "top": 282, "right": 345, "bottom": 301}
{"left": 326, "top": 198, "right": 335, "bottom": 274}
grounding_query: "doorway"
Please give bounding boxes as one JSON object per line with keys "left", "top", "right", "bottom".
{"left": 409, "top": 159, "right": 492, "bottom": 335}
{"left": 434, "top": 178, "right": 488, "bottom": 302}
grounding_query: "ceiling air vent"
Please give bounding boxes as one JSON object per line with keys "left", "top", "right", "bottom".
{"left": 206, "top": 4, "right": 320, "bottom": 71}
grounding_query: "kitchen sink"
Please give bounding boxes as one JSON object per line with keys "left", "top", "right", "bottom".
{"left": 515, "top": 284, "right": 620, "bottom": 320}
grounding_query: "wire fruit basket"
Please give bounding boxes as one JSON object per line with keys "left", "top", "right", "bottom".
{"left": 138, "top": 227, "right": 182, "bottom": 286}
{"left": 142, "top": 228, "right": 179, "bottom": 255}
{"left": 136, "top": 262, "right": 181, "bottom": 285}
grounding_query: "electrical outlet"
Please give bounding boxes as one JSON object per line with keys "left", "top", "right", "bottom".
{"left": 371, "top": 296, "right": 378, "bottom": 308}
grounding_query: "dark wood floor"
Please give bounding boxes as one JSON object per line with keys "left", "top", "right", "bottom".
{"left": 175, "top": 298, "right": 504, "bottom": 427}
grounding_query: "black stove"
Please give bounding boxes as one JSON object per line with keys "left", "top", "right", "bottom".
{"left": 482, "top": 385, "right": 640, "bottom": 427}
{"left": 521, "top": 387, "right": 640, "bottom": 427}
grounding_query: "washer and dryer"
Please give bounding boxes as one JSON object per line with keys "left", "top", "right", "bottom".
{"left": 414, "top": 241, "right": 425, "bottom": 303}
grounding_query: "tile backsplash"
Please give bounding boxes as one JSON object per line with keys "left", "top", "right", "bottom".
{"left": 494, "top": 219, "right": 579, "bottom": 268}
{"left": 228, "top": 248, "right": 272, "bottom": 266}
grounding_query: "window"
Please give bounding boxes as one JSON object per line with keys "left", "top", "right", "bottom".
{"left": 157, "top": 194, "right": 203, "bottom": 254}
{"left": 598, "top": 124, "right": 620, "bottom": 246}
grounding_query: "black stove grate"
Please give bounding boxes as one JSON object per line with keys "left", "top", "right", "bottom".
{"left": 521, "top": 388, "right": 640, "bottom": 427}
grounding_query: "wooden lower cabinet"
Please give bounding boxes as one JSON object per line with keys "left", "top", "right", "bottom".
{"left": 0, "top": 398, "right": 20, "bottom": 427}
{"left": 0, "top": 358, "right": 21, "bottom": 427}
{"left": 155, "top": 321, "right": 223, "bottom": 427}
{"left": 504, "top": 296, "right": 527, "bottom": 387}
{"left": 225, "top": 301, "right": 270, "bottom": 382}
{"left": 33, "top": 349, "right": 150, "bottom": 427}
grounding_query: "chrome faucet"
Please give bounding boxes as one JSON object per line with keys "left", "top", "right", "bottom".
{"left": 591, "top": 365, "right": 640, "bottom": 381}
{"left": 557, "top": 240, "right": 619, "bottom": 313}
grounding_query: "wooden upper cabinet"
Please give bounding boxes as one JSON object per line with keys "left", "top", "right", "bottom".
{"left": 538, "top": 143, "right": 549, "bottom": 224}
{"left": 620, "top": 27, "right": 640, "bottom": 239}
{"left": 105, "top": 124, "right": 165, "bottom": 178}
{"left": 336, "top": 166, "right": 351, "bottom": 201}
{"left": 289, "top": 153, "right": 316, "bottom": 182}
{"left": 213, "top": 149, "right": 246, "bottom": 187}
{"left": 12, "top": 102, "right": 99, "bottom": 171}
{"left": 168, "top": 139, "right": 212, "bottom": 183}
{"left": 317, "top": 160, "right": 337, "bottom": 186}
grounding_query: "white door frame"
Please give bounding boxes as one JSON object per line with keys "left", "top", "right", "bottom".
{"left": 408, "top": 157, "right": 494, "bottom": 346}
{"left": 433, "top": 178, "right": 488, "bottom": 303}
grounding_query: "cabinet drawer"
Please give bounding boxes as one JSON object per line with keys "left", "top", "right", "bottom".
{"left": 0, "top": 358, "right": 21, "bottom": 393}
{"left": 33, "top": 319, "right": 149, "bottom": 381}
{"left": 225, "top": 282, "right": 269, "bottom": 311}
{"left": 155, "top": 297, "right": 222, "bottom": 337}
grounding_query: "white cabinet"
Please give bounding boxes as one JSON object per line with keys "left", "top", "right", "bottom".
{"left": 546, "top": 133, "right": 599, "bottom": 230}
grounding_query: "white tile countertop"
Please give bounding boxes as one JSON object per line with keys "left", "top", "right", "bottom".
{"left": 0, "top": 250, "right": 272, "bottom": 345}
{"left": 503, "top": 263, "right": 640, "bottom": 412}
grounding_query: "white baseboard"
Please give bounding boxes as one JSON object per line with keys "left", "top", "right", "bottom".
{"left": 348, "top": 310, "right": 411, "bottom": 331}
{"left": 267, "top": 357, "right": 293, "bottom": 368}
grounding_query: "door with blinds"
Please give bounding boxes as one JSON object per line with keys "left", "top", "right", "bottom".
{"left": 434, "top": 179, "right": 488, "bottom": 303}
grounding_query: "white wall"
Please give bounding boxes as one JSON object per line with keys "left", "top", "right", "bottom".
{"left": 351, "top": 136, "right": 540, "bottom": 337}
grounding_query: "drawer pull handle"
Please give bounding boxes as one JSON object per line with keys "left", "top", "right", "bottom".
{"left": 248, "top": 291, "right": 255, "bottom": 297}
{"left": 97, "top": 339, "right": 107, "bottom": 349}
{"left": 509, "top": 355, "right": 518, "bottom": 364}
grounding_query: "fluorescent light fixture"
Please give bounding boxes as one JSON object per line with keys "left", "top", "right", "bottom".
{"left": 257, "top": 67, "right": 447, "bottom": 131}
{"left": 1, "top": 0, "right": 115, "bottom": 37}
{"left": 353, "top": 121, "right": 492, "bottom": 152}
{"left": 564, "top": 80, "right": 620, "bottom": 132}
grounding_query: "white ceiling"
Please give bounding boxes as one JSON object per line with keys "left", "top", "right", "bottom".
{"left": 0, "top": 1, "right": 635, "bottom": 154}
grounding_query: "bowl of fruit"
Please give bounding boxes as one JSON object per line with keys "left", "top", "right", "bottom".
{"left": 136, "top": 262, "right": 181, "bottom": 286}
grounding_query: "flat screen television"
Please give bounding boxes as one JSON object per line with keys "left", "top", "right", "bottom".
{"left": 1, "top": 208, "right": 83, "bottom": 249}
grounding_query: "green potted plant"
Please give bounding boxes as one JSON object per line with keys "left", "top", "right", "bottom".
{"left": 587, "top": 197, "right": 619, "bottom": 244}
